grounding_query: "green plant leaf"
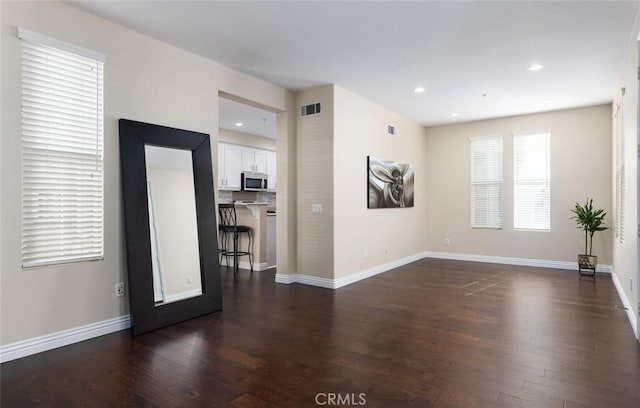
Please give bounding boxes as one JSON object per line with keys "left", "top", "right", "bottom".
{"left": 570, "top": 198, "right": 608, "bottom": 255}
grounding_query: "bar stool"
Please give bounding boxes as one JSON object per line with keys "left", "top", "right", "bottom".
{"left": 218, "top": 203, "right": 253, "bottom": 273}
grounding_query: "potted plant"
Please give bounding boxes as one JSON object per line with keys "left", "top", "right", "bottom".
{"left": 570, "top": 198, "right": 608, "bottom": 275}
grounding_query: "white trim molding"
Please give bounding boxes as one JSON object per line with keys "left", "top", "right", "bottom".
{"left": 276, "top": 251, "right": 615, "bottom": 290}
{"left": 17, "top": 27, "right": 106, "bottom": 62}
{"left": 423, "top": 251, "right": 613, "bottom": 273}
{"left": 275, "top": 252, "right": 425, "bottom": 289}
{"left": 220, "top": 260, "right": 269, "bottom": 272}
{"left": 275, "top": 273, "right": 335, "bottom": 288}
{"left": 0, "top": 315, "right": 130, "bottom": 363}
{"left": 611, "top": 271, "right": 638, "bottom": 339}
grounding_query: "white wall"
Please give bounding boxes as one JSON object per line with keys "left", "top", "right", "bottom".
{"left": 219, "top": 128, "right": 276, "bottom": 151}
{"left": 276, "top": 95, "right": 298, "bottom": 277}
{"left": 0, "top": 0, "right": 4, "bottom": 313}
{"left": 293, "top": 84, "right": 429, "bottom": 282}
{"left": 0, "top": 1, "right": 290, "bottom": 346}
{"left": 425, "top": 105, "right": 613, "bottom": 265}
{"left": 612, "top": 9, "right": 640, "bottom": 338}
{"left": 333, "top": 85, "right": 429, "bottom": 279}
{"left": 295, "top": 85, "right": 334, "bottom": 279}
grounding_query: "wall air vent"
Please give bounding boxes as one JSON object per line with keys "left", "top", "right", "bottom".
{"left": 300, "top": 102, "right": 321, "bottom": 117}
{"left": 387, "top": 125, "right": 396, "bottom": 136}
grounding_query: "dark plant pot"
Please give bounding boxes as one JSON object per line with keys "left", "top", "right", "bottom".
{"left": 577, "top": 254, "right": 597, "bottom": 277}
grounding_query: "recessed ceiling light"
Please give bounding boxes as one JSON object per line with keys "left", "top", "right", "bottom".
{"left": 528, "top": 64, "right": 544, "bottom": 71}
{"left": 235, "top": 122, "right": 244, "bottom": 127}
{"left": 451, "top": 113, "right": 459, "bottom": 117}
{"left": 414, "top": 86, "right": 425, "bottom": 94}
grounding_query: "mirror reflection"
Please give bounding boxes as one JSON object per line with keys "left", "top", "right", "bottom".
{"left": 145, "top": 145, "right": 202, "bottom": 305}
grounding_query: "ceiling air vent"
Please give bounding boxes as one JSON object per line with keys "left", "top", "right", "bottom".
{"left": 300, "top": 102, "right": 321, "bottom": 117}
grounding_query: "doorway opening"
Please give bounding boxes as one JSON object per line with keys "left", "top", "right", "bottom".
{"left": 217, "top": 94, "right": 278, "bottom": 273}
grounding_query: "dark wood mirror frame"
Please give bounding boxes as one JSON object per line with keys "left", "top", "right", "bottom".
{"left": 119, "top": 119, "right": 222, "bottom": 335}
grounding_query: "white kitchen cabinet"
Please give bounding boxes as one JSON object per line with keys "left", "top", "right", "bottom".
{"left": 241, "top": 147, "right": 267, "bottom": 174}
{"left": 254, "top": 150, "right": 267, "bottom": 173}
{"left": 241, "top": 149, "right": 254, "bottom": 173}
{"left": 218, "top": 143, "right": 242, "bottom": 190}
{"left": 219, "top": 143, "right": 275, "bottom": 190}
{"left": 265, "top": 151, "right": 276, "bottom": 190}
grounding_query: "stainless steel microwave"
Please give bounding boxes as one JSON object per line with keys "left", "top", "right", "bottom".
{"left": 241, "top": 172, "right": 268, "bottom": 191}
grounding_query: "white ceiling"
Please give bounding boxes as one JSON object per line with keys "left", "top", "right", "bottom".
{"left": 68, "top": 1, "right": 639, "bottom": 127}
{"left": 219, "top": 97, "right": 277, "bottom": 139}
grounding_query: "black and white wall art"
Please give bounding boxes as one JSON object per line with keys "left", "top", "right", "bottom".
{"left": 367, "top": 156, "right": 415, "bottom": 208}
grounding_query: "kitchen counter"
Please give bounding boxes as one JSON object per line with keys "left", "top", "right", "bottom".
{"left": 234, "top": 201, "right": 268, "bottom": 219}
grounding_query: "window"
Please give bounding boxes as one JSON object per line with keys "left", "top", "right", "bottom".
{"left": 470, "top": 135, "right": 503, "bottom": 228}
{"left": 513, "top": 131, "right": 550, "bottom": 231}
{"left": 20, "top": 28, "right": 105, "bottom": 268}
{"left": 615, "top": 88, "right": 625, "bottom": 243}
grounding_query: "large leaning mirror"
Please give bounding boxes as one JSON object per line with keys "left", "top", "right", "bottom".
{"left": 119, "top": 119, "right": 222, "bottom": 335}
{"left": 145, "top": 145, "right": 203, "bottom": 305}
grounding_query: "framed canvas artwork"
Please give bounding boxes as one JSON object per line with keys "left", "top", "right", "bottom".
{"left": 367, "top": 156, "right": 414, "bottom": 208}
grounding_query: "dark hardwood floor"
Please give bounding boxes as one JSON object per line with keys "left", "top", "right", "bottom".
{"left": 2, "top": 259, "right": 640, "bottom": 407}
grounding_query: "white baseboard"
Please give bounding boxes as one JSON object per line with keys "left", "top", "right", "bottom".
{"left": 276, "top": 251, "right": 614, "bottom": 290}
{"left": 219, "top": 259, "right": 269, "bottom": 272}
{"left": 423, "top": 251, "right": 613, "bottom": 273}
{"left": 610, "top": 271, "right": 639, "bottom": 339}
{"left": 275, "top": 252, "right": 425, "bottom": 289}
{"left": 334, "top": 252, "right": 426, "bottom": 288}
{"left": 0, "top": 315, "right": 131, "bottom": 363}
{"left": 275, "top": 273, "right": 335, "bottom": 288}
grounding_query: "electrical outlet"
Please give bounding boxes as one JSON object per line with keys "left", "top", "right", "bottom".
{"left": 187, "top": 276, "right": 193, "bottom": 284}
{"left": 444, "top": 238, "right": 450, "bottom": 246}
{"left": 115, "top": 282, "right": 125, "bottom": 297}
{"left": 384, "top": 247, "right": 388, "bottom": 256}
{"left": 363, "top": 249, "right": 368, "bottom": 259}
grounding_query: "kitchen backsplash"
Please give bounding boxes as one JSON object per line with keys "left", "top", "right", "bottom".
{"left": 218, "top": 190, "right": 233, "bottom": 203}
{"left": 257, "top": 191, "right": 277, "bottom": 208}
{"left": 218, "top": 190, "right": 276, "bottom": 209}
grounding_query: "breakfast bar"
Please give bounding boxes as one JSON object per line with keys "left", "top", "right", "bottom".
{"left": 226, "top": 201, "right": 268, "bottom": 271}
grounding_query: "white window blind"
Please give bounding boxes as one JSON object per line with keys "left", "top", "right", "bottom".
{"left": 513, "top": 131, "right": 550, "bottom": 231}
{"left": 20, "top": 29, "right": 105, "bottom": 268}
{"left": 470, "top": 135, "right": 503, "bottom": 228}
{"left": 615, "top": 88, "right": 625, "bottom": 243}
